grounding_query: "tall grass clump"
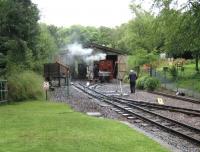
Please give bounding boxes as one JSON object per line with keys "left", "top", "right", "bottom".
{"left": 7, "top": 71, "right": 44, "bottom": 101}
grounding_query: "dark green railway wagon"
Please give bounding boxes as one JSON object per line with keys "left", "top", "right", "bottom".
{"left": 44, "top": 62, "right": 69, "bottom": 87}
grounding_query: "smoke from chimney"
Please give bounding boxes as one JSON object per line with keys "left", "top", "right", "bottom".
{"left": 86, "top": 53, "right": 106, "bottom": 62}
{"left": 65, "top": 42, "right": 106, "bottom": 64}
{"left": 67, "top": 42, "right": 93, "bottom": 56}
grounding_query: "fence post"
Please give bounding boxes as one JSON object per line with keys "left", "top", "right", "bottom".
{"left": 0, "top": 80, "right": 8, "bottom": 103}
{"left": 163, "top": 67, "right": 168, "bottom": 89}
{"left": 65, "top": 75, "right": 70, "bottom": 97}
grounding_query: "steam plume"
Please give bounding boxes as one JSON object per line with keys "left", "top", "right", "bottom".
{"left": 86, "top": 53, "right": 106, "bottom": 62}
{"left": 67, "top": 43, "right": 93, "bottom": 56}
{"left": 61, "top": 42, "right": 106, "bottom": 65}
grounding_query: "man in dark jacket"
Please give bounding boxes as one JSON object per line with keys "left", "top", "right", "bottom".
{"left": 129, "top": 70, "right": 137, "bottom": 93}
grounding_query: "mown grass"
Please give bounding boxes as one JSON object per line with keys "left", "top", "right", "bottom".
{"left": 157, "top": 62, "right": 200, "bottom": 93}
{"left": 0, "top": 101, "right": 169, "bottom": 152}
{"left": 177, "top": 64, "right": 200, "bottom": 92}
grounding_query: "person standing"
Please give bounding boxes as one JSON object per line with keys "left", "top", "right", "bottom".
{"left": 129, "top": 70, "right": 137, "bottom": 93}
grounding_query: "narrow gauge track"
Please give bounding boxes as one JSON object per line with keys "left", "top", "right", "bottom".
{"left": 113, "top": 96, "right": 200, "bottom": 117}
{"left": 150, "top": 91, "right": 200, "bottom": 104}
{"left": 93, "top": 83, "right": 200, "bottom": 104}
{"left": 91, "top": 84, "right": 200, "bottom": 116}
{"left": 73, "top": 83, "right": 200, "bottom": 145}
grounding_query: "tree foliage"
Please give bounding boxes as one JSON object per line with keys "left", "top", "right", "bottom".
{"left": 153, "top": 0, "right": 200, "bottom": 71}
{"left": 33, "top": 24, "right": 58, "bottom": 72}
{"left": 0, "top": 0, "right": 60, "bottom": 75}
{"left": 0, "top": 0, "right": 39, "bottom": 74}
{"left": 1, "top": 0, "right": 200, "bottom": 77}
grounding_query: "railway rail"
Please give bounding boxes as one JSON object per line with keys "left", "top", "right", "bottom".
{"left": 91, "top": 84, "right": 200, "bottom": 116}
{"left": 73, "top": 82, "right": 200, "bottom": 145}
{"left": 113, "top": 96, "right": 200, "bottom": 117}
{"left": 150, "top": 91, "right": 200, "bottom": 104}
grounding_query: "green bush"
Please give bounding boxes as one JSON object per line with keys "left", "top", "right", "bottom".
{"left": 136, "top": 76, "right": 149, "bottom": 90}
{"left": 144, "top": 77, "right": 160, "bottom": 91}
{"left": 136, "top": 76, "right": 160, "bottom": 91}
{"left": 8, "top": 71, "right": 45, "bottom": 101}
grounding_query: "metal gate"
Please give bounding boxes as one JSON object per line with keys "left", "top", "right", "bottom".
{"left": 0, "top": 80, "right": 8, "bottom": 103}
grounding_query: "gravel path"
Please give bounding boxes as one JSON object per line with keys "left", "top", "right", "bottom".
{"left": 49, "top": 84, "right": 200, "bottom": 152}
{"left": 95, "top": 83, "right": 200, "bottom": 110}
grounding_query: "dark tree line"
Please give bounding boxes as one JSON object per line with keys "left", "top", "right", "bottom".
{"left": 0, "top": 0, "right": 58, "bottom": 76}
{"left": 0, "top": 0, "right": 39, "bottom": 74}
{"left": 0, "top": 0, "right": 200, "bottom": 77}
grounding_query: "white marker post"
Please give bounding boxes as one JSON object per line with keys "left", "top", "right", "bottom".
{"left": 43, "top": 81, "right": 50, "bottom": 101}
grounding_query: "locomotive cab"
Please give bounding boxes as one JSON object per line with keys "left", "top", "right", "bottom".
{"left": 98, "top": 60, "right": 113, "bottom": 82}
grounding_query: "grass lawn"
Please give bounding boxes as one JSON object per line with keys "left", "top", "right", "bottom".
{"left": 177, "top": 64, "right": 200, "bottom": 92}
{"left": 0, "top": 101, "right": 169, "bottom": 152}
{"left": 157, "top": 62, "right": 200, "bottom": 93}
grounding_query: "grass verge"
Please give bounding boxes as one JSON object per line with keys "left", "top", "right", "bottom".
{"left": 157, "top": 63, "right": 200, "bottom": 93}
{"left": 0, "top": 101, "right": 169, "bottom": 152}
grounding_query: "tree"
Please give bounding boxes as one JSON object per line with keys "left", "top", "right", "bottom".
{"left": 0, "top": 0, "right": 40, "bottom": 74}
{"left": 53, "top": 25, "right": 101, "bottom": 48}
{"left": 153, "top": 0, "right": 200, "bottom": 71}
{"left": 33, "top": 24, "right": 58, "bottom": 72}
{"left": 182, "top": 1, "right": 200, "bottom": 71}
{"left": 97, "top": 26, "right": 116, "bottom": 47}
{"left": 116, "top": 4, "right": 159, "bottom": 54}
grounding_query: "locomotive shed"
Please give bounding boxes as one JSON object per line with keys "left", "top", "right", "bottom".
{"left": 58, "top": 43, "right": 128, "bottom": 82}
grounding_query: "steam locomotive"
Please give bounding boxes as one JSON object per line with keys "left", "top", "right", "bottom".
{"left": 87, "top": 59, "right": 114, "bottom": 82}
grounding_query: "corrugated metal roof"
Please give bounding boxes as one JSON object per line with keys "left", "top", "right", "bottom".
{"left": 85, "top": 43, "right": 126, "bottom": 55}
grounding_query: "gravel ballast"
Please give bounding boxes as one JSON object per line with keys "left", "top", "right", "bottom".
{"left": 95, "top": 83, "right": 200, "bottom": 129}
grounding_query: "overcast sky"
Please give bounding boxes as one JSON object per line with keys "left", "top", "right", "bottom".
{"left": 31, "top": 0, "right": 137, "bottom": 27}
{"left": 31, "top": 0, "right": 188, "bottom": 28}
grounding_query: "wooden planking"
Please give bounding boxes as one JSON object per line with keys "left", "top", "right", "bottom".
{"left": 117, "top": 55, "right": 128, "bottom": 80}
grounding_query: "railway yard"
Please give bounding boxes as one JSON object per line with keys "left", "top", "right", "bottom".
{"left": 50, "top": 81, "right": 200, "bottom": 152}
{"left": 2, "top": 1, "right": 200, "bottom": 152}
{"left": 43, "top": 43, "right": 200, "bottom": 152}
